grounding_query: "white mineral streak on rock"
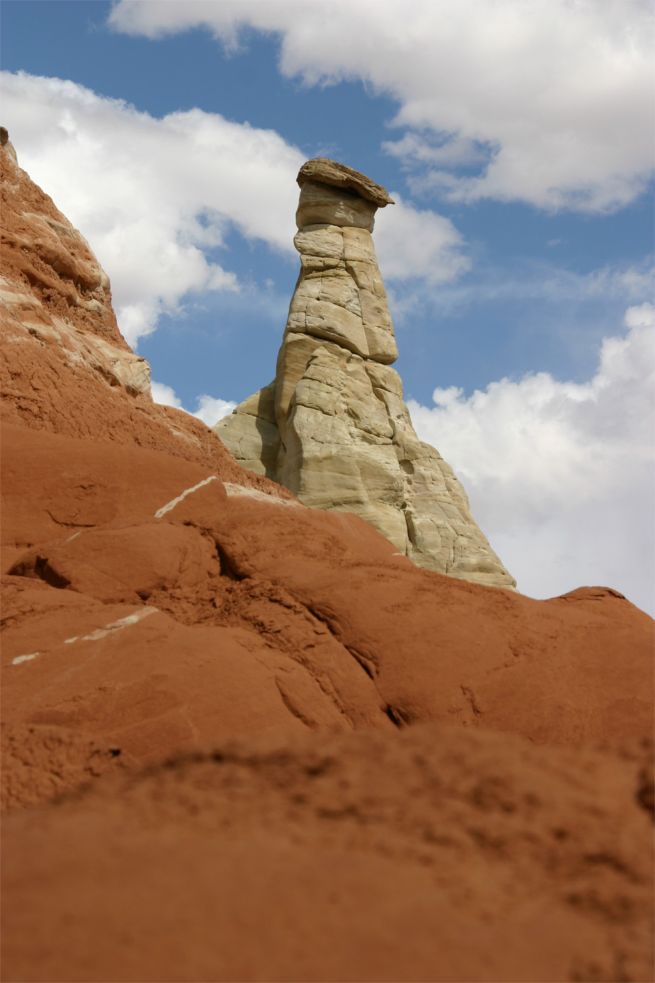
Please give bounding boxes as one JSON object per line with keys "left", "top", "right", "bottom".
{"left": 216, "top": 159, "right": 514, "bottom": 589}
{"left": 64, "top": 606, "right": 158, "bottom": 645}
{"left": 11, "top": 607, "right": 159, "bottom": 664}
{"left": 11, "top": 653, "right": 40, "bottom": 666}
{"left": 154, "top": 476, "right": 217, "bottom": 519}
{"left": 223, "top": 483, "right": 300, "bottom": 506}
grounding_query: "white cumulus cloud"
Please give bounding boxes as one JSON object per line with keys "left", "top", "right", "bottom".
{"left": 110, "top": 0, "right": 655, "bottom": 212}
{"left": 151, "top": 380, "right": 236, "bottom": 426}
{"left": 1, "top": 70, "right": 467, "bottom": 345}
{"left": 193, "top": 394, "right": 237, "bottom": 426}
{"left": 374, "top": 194, "right": 470, "bottom": 283}
{"left": 408, "top": 303, "right": 655, "bottom": 613}
{"left": 0, "top": 71, "right": 300, "bottom": 345}
{"left": 150, "top": 381, "right": 183, "bottom": 408}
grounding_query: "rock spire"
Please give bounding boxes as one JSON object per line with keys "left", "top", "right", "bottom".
{"left": 216, "top": 158, "right": 515, "bottom": 589}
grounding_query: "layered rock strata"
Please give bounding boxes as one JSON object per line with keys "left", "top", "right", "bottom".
{"left": 0, "top": 129, "right": 290, "bottom": 494}
{"left": 216, "top": 158, "right": 515, "bottom": 588}
{"left": 0, "top": 126, "right": 150, "bottom": 398}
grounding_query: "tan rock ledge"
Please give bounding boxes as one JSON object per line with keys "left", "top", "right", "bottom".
{"left": 297, "top": 157, "right": 395, "bottom": 207}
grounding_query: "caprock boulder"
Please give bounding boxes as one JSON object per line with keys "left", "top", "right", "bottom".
{"left": 216, "top": 158, "right": 515, "bottom": 589}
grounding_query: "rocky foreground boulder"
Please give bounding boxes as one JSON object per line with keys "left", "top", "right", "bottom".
{"left": 1, "top": 133, "right": 653, "bottom": 982}
{"left": 216, "top": 158, "right": 515, "bottom": 589}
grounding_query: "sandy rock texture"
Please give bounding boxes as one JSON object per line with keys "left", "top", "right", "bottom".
{"left": 1, "top": 133, "right": 654, "bottom": 983}
{"left": 216, "top": 159, "right": 515, "bottom": 588}
{"left": 0, "top": 129, "right": 291, "bottom": 491}
{"left": 4, "top": 726, "right": 653, "bottom": 983}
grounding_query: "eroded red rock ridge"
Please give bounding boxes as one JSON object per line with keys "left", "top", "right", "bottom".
{"left": 1, "top": 131, "right": 653, "bottom": 983}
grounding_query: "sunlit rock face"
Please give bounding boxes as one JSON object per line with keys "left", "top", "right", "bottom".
{"left": 0, "top": 126, "right": 151, "bottom": 400}
{"left": 3, "top": 136, "right": 654, "bottom": 983}
{"left": 216, "top": 158, "right": 515, "bottom": 589}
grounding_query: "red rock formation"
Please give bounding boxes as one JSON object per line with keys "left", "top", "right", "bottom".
{"left": 0, "top": 126, "right": 289, "bottom": 485}
{"left": 1, "top": 132, "right": 653, "bottom": 983}
{"left": 4, "top": 726, "right": 653, "bottom": 983}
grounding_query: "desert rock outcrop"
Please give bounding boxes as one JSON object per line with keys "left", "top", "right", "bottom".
{"left": 0, "top": 130, "right": 290, "bottom": 491}
{"left": 0, "top": 127, "right": 150, "bottom": 397}
{"left": 2, "top": 134, "right": 653, "bottom": 983}
{"left": 216, "top": 159, "right": 515, "bottom": 588}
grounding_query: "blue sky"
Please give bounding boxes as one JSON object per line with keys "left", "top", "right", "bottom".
{"left": 2, "top": 0, "right": 654, "bottom": 610}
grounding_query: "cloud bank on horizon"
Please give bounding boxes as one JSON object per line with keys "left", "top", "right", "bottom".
{"left": 409, "top": 302, "right": 655, "bottom": 612}
{"left": 1, "top": 0, "right": 653, "bottom": 612}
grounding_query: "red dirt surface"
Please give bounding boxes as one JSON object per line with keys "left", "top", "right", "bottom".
{"left": 1, "top": 132, "right": 653, "bottom": 983}
{"left": 4, "top": 726, "right": 653, "bottom": 983}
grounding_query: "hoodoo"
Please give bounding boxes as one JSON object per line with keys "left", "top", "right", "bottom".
{"left": 216, "top": 159, "right": 515, "bottom": 588}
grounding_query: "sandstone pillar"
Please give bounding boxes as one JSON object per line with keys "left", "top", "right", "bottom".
{"left": 216, "top": 159, "right": 515, "bottom": 589}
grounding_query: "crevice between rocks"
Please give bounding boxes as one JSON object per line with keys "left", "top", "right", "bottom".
{"left": 215, "top": 542, "right": 248, "bottom": 581}
{"left": 385, "top": 705, "right": 409, "bottom": 729}
{"left": 292, "top": 597, "right": 398, "bottom": 730}
{"left": 9, "top": 555, "right": 71, "bottom": 590}
{"left": 461, "top": 685, "right": 482, "bottom": 718}
{"left": 45, "top": 509, "right": 95, "bottom": 529}
{"left": 274, "top": 678, "right": 316, "bottom": 730}
{"left": 304, "top": 602, "right": 378, "bottom": 681}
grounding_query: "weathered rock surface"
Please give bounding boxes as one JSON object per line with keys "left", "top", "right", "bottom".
{"left": 4, "top": 725, "right": 653, "bottom": 983}
{"left": 5, "top": 420, "right": 651, "bottom": 766}
{"left": 0, "top": 131, "right": 291, "bottom": 490}
{"left": 216, "top": 160, "right": 515, "bottom": 588}
{"left": 2, "top": 134, "right": 654, "bottom": 983}
{"left": 297, "top": 157, "right": 395, "bottom": 206}
{"left": 0, "top": 126, "right": 149, "bottom": 395}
